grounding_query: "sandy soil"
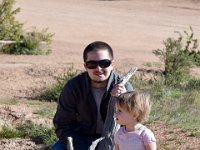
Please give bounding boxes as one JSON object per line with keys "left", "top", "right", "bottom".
{"left": 0, "top": 0, "right": 200, "bottom": 149}
{"left": 1, "top": 0, "right": 200, "bottom": 99}
{"left": 0, "top": 0, "right": 200, "bottom": 99}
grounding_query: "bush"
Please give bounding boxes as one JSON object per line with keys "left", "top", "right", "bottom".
{"left": 0, "top": 0, "right": 53, "bottom": 55}
{"left": 1, "top": 28, "right": 53, "bottom": 55}
{"left": 153, "top": 27, "right": 199, "bottom": 86}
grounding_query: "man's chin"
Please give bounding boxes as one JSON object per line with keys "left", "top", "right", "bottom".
{"left": 92, "top": 77, "right": 108, "bottom": 83}
{"left": 93, "top": 80, "right": 105, "bottom": 83}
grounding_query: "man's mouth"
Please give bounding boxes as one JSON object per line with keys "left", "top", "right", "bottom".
{"left": 94, "top": 72, "right": 104, "bottom": 76}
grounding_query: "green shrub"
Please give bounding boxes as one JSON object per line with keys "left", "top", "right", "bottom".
{"left": 0, "top": 0, "right": 23, "bottom": 41}
{"left": 1, "top": 28, "right": 53, "bottom": 55}
{"left": 0, "top": 98, "right": 18, "bottom": 105}
{"left": 0, "top": 0, "right": 53, "bottom": 55}
{"left": 153, "top": 27, "right": 199, "bottom": 86}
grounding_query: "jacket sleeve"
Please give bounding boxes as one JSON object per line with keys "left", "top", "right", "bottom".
{"left": 53, "top": 81, "right": 78, "bottom": 148}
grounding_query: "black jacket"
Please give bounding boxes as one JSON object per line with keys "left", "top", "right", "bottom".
{"left": 53, "top": 71, "right": 133, "bottom": 144}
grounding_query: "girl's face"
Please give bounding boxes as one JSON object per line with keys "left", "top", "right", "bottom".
{"left": 115, "top": 104, "right": 137, "bottom": 127}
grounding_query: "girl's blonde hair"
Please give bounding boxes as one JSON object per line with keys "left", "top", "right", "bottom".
{"left": 116, "top": 90, "right": 151, "bottom": 123}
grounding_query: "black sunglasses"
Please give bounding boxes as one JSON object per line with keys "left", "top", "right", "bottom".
{"left": 85, "top": 59, "right": 112, "bottom": 69}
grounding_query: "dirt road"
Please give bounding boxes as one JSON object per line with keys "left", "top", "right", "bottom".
{"left": 0, "top": 0, "right": 200, "bottom": 149}
{"left": 0, "top": 0, "right": 200, "bottom": 99}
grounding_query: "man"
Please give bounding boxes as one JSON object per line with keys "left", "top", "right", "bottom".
{"left": 51, "top": 41, "right": 133, "bottom": 150}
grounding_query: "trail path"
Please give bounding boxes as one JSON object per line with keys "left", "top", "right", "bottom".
{"left": 0, "top": 0, "right": 200, "bottom": 149}
{"left": 0, "top": 0, "right": 200, "bottom": 98}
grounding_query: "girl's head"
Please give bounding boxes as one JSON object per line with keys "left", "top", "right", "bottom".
{"left": 115, "top": 90, "right": 151, "bottom": 123}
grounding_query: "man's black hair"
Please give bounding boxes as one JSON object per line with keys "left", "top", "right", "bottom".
{"left": 83, "top": 41, "right": 114, "bottom": 62}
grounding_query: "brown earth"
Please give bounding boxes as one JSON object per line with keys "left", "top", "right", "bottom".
{"left": 0, "top": 0, "right": 200, "bottom": 149}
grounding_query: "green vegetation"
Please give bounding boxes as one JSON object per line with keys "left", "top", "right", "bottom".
{"left": 137, "top": 28, "right": 200, "bottom": 148}
{"left": 0, "top": 98, "right": 18, "bottom": 105}
{"left": 150, "top": 88, "right": 200, "bottom": 130}
{"left": 0, "top": 99, "right": 58, "bottom": 147}
{"left": 131, "top": 71, "right": 200, "bottom": 149}
{"left": 0, "top": 0, "right": 22, "bottom": 41}
{"left": 153, "top": 27, "right": 200, "bottom": 86}
{"left": 33, "top": 104, "right": 56, "bottom": 119}
{"left": 0, "top": 126, "right": 24, "bottom": 139}
{"left": 17, "top": 123, "right": 57, "bottom": 147}
{"left": 0, "top": 0, "right": 53, "bottom": 55}
{"left": 0, "top": 123, "right": 57, "bottom": 147}
{"left": 0, "top": 28, "right": 200, "bottom": 148}
{"left": 36, "top": 66, "right": 79, "bottom": 102}
{"left": 143, "top": 62, "right": 162, "bottom": 68}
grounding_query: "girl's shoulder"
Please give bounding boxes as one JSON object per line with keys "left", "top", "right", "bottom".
{"left": 139, "top": 125, "right": 156, "bottom": 144}
{"left": 140, "top": 125, "right": 153, "bottom": 134}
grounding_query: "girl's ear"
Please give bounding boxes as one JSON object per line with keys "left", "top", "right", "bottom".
{"left": 132, "top": 112, "right": 139, "bottom": 119}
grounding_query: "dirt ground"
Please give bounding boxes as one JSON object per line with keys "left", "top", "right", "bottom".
{"left": 0, "top": 0, "right": 200, "bottom": 99}
{"left": 0, "top": 0, "right": 200, "bottom": 149}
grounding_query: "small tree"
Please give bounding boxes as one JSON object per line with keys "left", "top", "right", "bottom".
{"left": 0, "top": 0, "right": 23, "bottom": 41}
{"left": 0, "top": 0, "right": 53, "bottom": 55}
{"left": 153, "top": 27, "right": 199, "bottom": 86}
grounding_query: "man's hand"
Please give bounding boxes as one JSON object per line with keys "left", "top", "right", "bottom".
{"left": 110, "top": 66, "right": 137, "bottom": 97}
{"left": 110, "top": 83, "right": 126, "bottom": 97}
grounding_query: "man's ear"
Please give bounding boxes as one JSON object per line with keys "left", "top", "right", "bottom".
{"left": 84, "top": 63, "right": 87, "bottom": 70}
{"left": 111, "top": 60, "right": 115, "bottom": 68}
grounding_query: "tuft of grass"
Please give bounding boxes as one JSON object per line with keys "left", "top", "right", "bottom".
{"left": 0, "top": 123, "right": 57, "bottom": 147}
{"left": 36, "top": 66, "right": 78, "bottom": 102}
{"left": 33, "top": 105, "right": 56, "bottom": 119}
{"left": 17, "top": 123, "right": 57, "bottom": 147}
{"left": 0, "top": 98, "right": 18, "bottom": 105}
{"left": 187, "top": 78, "right": 200, "bottom": 90}
{"left": 144, "top": 62, "right": 153, "bottom": 67}
{"left": 0, "top": 126, "right": 25, "bottom": 139}
{"left": 143, "top": 62, "right": 163, "bottom": 68}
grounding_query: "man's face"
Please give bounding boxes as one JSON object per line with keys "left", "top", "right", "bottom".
{"left": 84, "top": 49, "right": 114, "bottom": 88}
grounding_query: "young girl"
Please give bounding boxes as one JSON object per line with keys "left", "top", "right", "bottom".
{"left": 114, "top": 90, "right": 156, "bottom": 150}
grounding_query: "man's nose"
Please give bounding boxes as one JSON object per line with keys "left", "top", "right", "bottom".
{"left": 95, "top": 65, "right": 102, "bottom": 70}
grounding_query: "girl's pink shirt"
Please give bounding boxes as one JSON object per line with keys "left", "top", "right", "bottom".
{"left": 114, "top": 125, "right": 156, "bottom": 150}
